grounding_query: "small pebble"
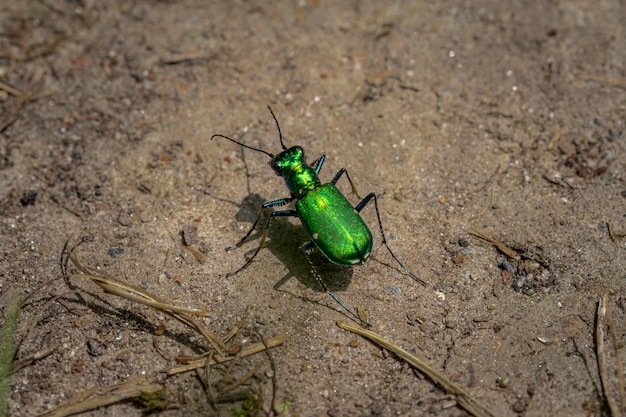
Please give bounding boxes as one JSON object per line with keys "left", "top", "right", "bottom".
{"left": 227, "top": 343, "right": 242, "bottom": 355}
{"left": 452, "top": 254, "right": 465, "bottom": 264}
{"left": 512, "top": 400, "right": 526, "bottom": 413}
{"left": 537, "top": 335, "right": 553, "bottom": 345}
{"left": 496, "top": 376, "right": 510, "bottom": 388}
{"left": 20, "top": 190, "right": 38, "bottom": 206}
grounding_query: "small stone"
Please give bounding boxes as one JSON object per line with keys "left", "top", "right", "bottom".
{"left": 512, "top": 400, "right": 526, "bottom": 413}
{"left": 20, "top": 190, "right": 37, "bottom": 206}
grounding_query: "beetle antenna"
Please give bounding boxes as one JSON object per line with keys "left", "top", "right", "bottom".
{"left": 210, "top": 134, "right": 275, "bottom": 158}
{"left": 267, "top": 106, "right": 287, "bottom": 151}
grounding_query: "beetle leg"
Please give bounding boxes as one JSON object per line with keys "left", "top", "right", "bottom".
{"left": 300, "top": 241, "right": 315, "bottom": 252}
{"left": 300, "top": 243, "right": 369, "bottom": 324}
{"left": 355, "top": 193, "right": 427, "bottom": 286}
{"left": 311, "top": 154, "right": 326, "bottom": 174}
{"left": 225, "top": 201, "right": 297, "bottom": 276}
{"left": 226, "top": 197, "right": 296, "bottom": 251}
{"left": 330, "top": 168, "right": 362, "bottom": 200}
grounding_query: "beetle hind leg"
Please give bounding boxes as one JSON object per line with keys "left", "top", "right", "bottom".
{"left": 300, "top": 242, "right": 369, "bottom": 324}
{"left": 355, "top": 193, "right": 427, "bottom": 286}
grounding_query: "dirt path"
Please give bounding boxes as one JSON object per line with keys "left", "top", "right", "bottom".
{"left": 1, "top": 1, "right": 624, "bottom": 416}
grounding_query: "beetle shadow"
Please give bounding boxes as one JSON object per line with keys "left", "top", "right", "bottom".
{"left": 268, "top": 217, "right": 354, "bottom": 294}
{"left": 230, "top": 195, "right": 354, "bottom": 296}
{"left": 203, "top": 146, "right": 354, "bottom": 308}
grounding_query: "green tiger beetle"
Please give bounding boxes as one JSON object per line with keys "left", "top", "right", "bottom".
{"left": 211, "top": 106, "right": 426, "bottom": 321}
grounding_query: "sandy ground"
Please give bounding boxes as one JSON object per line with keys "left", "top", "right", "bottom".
{"left": 1, "top": 1, "right": 625, "bottom": 416}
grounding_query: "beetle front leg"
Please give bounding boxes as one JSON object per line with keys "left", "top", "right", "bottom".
{"left": 226, "top": 197, "right": 296, "bottom": 251}
{"left": 225, "top": 195, "right": 296, "bottom": 277}
{"left": 311, "top": 154, "right": 326, "bottom": 174}
{"left": 226, "top": 210, "right": 298, "bottom": 277}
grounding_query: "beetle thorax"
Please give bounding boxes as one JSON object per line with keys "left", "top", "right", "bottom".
{"left": 270, "top": 146, "right": 320, "bottom": 197}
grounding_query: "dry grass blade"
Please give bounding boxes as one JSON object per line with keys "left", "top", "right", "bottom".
{"left": 0, "top": 68, "right": 45, "bottom": 133}
{"left": 578, "top": 72, "right": 626, "bottom": 87}
{"left": 1, "top": 288, "right": 21, "bottom": 417}
{"left": 596, "top": 295, "right": 623, "bottom": 417}
{"left": 167, "top": 334, "right": 288, "bottom": 375}
{"left": 65, "top": 273, "right": 209, "bottom": 317}
{"left": 256, "top": 325, "right": 278, "bottom": 413}
{"left": 218, "top": 364, "right": 264, "bottom": 395}
{"left": 470, "top": 227, "right": 521, "bottom": 260}
{"left": 12, "top": 343, "right": 60, "bottom": 373}
{"left": 222, "top": 319, "right": 247, "bottom": 345}
{"left": 37, "top": 376, "right": 163, "bottom": 417}
{"left": 161, "top": 51, "right": 216, "bottom": 64}
{"left": 605, "top": 300, "right": 626, "bottom": 414}
{"left": 61, "top": 235, "right": 288, "bottom": 414}
{"left": 337, "top": 320, "right": 496, "bottom": 417}
{"left": 181, "top": 241, "right": 206, "bottom": 262}
{"left": 65, "top": 239, "right": 227, "bottom": 353}
{"left": 0, "top": 81, "right": 22, "bottom": 97}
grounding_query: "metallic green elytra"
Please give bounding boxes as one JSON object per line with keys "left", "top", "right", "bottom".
{"left": 210, "top": 106, "right": 426, "bottom": 322}
{"left": 296, "top": 184, "right": 372, "bottom": 266}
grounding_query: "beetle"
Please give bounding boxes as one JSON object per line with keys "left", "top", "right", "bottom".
{"left": 211, "top": 106, "right": 426, "bottom": 320}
